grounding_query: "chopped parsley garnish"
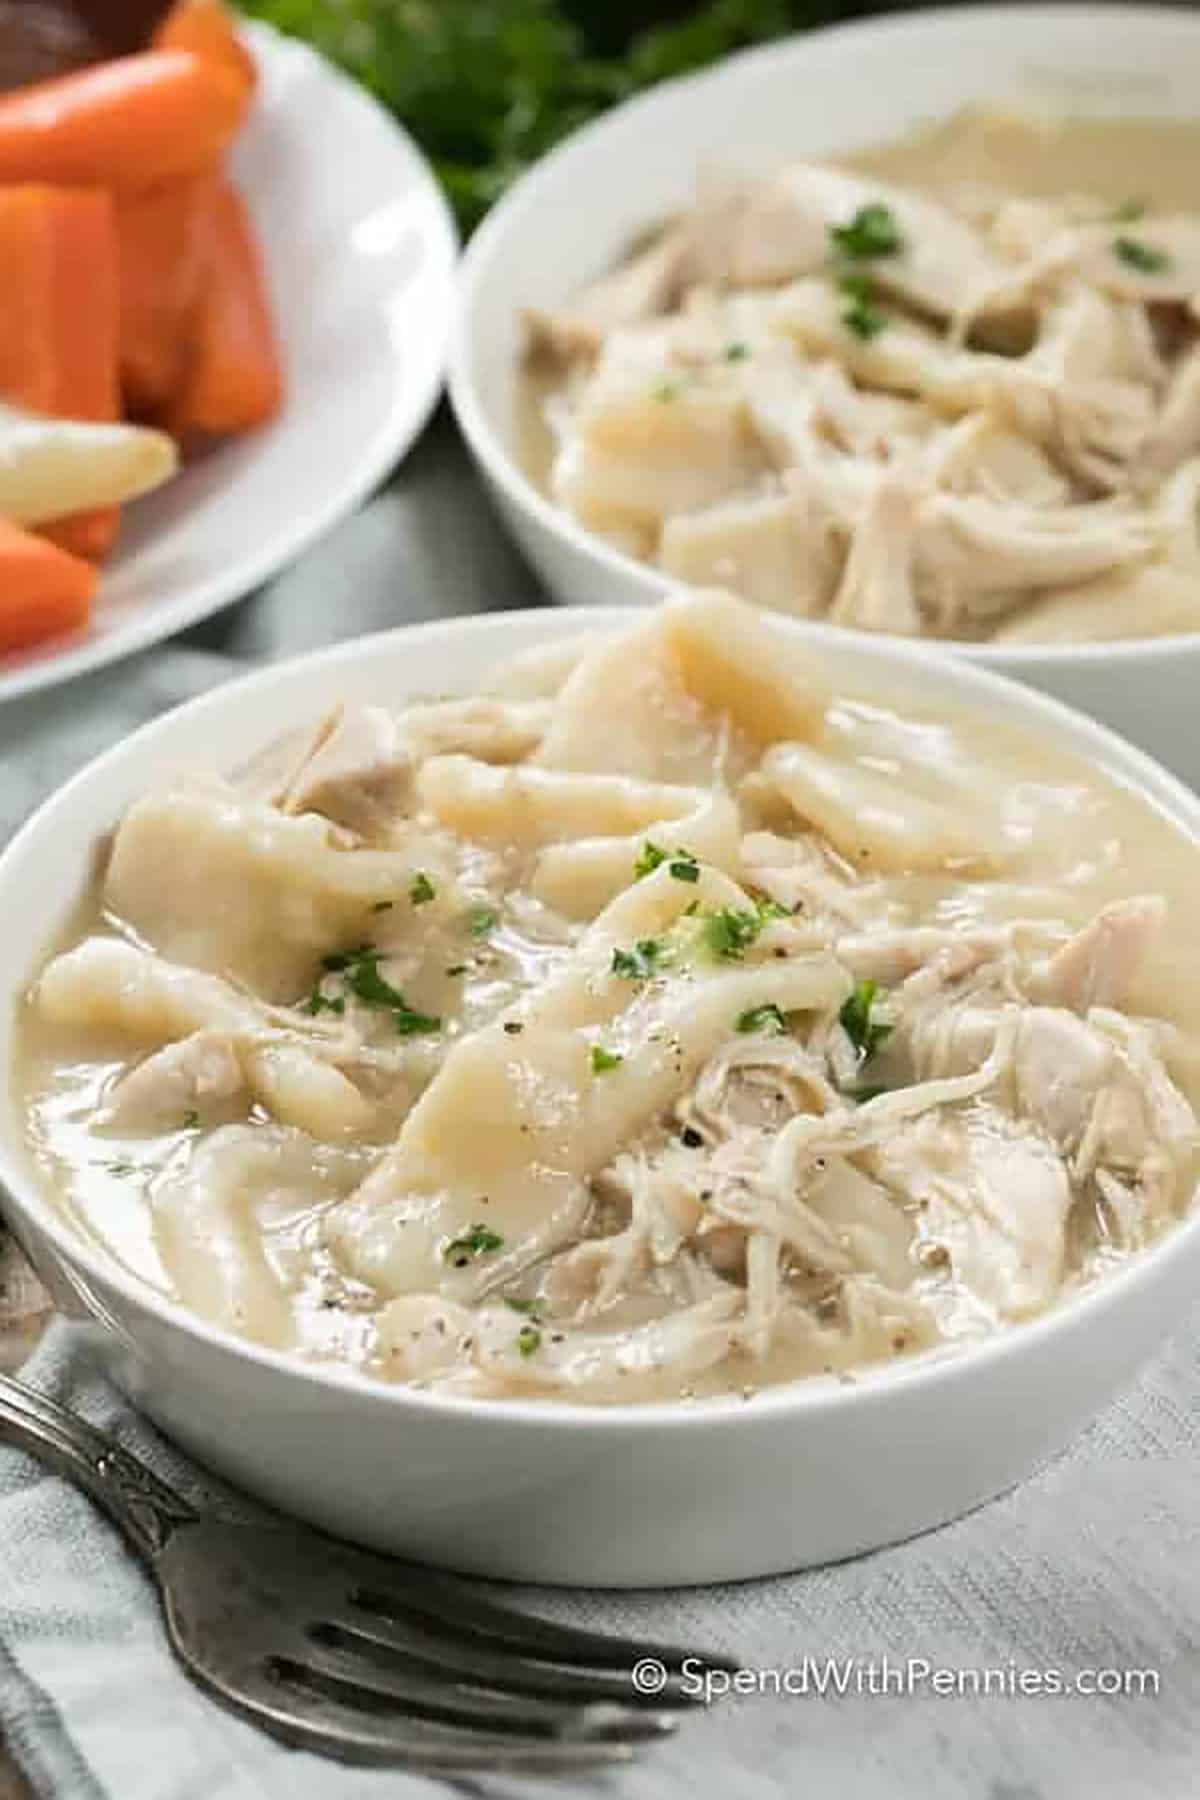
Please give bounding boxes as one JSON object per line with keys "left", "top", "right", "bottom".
{"left": 830, "top": 201, "right": 904, "bottom": 261}
{"left": 1114, "top": 235, "right": 1170, "bottom": 274}
{"left": 611, "top": 937, "right": 665, "bottom": 981}
{"left": 303, "top": 986, "right": 346, "bottom": 1016}
{"left": 839, "top": 978, "right": 893, "bottom": 1063}
{"left": 652, "top": 377, "right": 682, "bottom": 402}
{"left": 181, "top": 1110, "right": 200, "bottom": 1130}
{"left": 466, "top": 905, "right": 497, "bottom": 938}
{"left": 409, "top": 871, "right": 436, "bottom": 906}
{"left": 701, "top": 906, "right": 763, "bottom": 961}
{"left": 445, "top": 963, "right": 468, "bottom": 978}
{"left": 311, "top": 944, "right": 440, "bottom": 1036}
{"left": 837, "top": 270, "right": 887, "bottom": 341}
{"left": 1112, "top": 198, "right": 1147, "bottom": 223}
{"left": 724, "top": 340, "right": 750, "bottom": 361}
{"left": 444, "top": 1222, "right": 504, "bottom": 1263}
{"left": 370, "top": 899, "right": 393, "bottom": 914}
{"left": 591, "top": 1044, "right": 624, "bottom": 1073}
{"left": 634, "top": 840, "right": 667, "bottom": 878}
{"left": 517, "top": 1324, "right": 542, "bottom": 1357}
{"left": 736, "top": 1003, "right": 788, "bottom": 1036}
{"left": 634, "top": 840, "right": 699, "bottom": 882}
{"left": 505, "top": 1297, "right": 540, "bottom": 1317}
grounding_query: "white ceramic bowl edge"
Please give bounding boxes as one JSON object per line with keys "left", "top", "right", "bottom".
{"left": 3, "top": 608, "right": 1200, "bottom": 1585}
{"left": 448, "top": 4, "right": 1200, "bottom": 784}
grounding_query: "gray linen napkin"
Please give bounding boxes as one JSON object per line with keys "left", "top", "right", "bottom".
{"left": 1, "top": 418, "right": 1197, "bottom": 1800}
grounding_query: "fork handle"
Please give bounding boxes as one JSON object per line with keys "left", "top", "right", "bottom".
{"left": 0, "top": 1372, "right": 197, "bottom": 1563}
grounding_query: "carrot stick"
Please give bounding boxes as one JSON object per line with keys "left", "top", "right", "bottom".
{"left": 42, "top": 510, "right": 121, "bottom": 560}
{"left": 46, "top": 188, "right": 120, "bottom": 556}
{"left": 0, "top": 518, "right": 96, "bottom": 654}
{"left": 0, "top": 186, "right": 121, "bottom": 558}
{"left": 167, "top": 178, "right": 283, "bottom": 439}
{"left": 116, "top": 174, "right": 212, "bottom": 415}
{"left": 0, "top": 50, "right": 249, "bottom": 189}
{"left": 154, "top": 0, "right": 257, "bottom": 96}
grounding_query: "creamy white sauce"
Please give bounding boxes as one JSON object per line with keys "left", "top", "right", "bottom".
{"left": 17, "top": 598, "right": 1200, "bottom": 1400}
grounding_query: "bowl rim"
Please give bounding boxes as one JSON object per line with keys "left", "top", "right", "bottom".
{"left": 447, "top": 0, "right": 1200, "bottom": 669}
{"left": 4, "top": 603, "right": 1200, "bottom": 1433}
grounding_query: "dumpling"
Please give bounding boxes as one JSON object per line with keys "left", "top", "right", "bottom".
{"left": 104, "top": 777, "right": 449, "bottom": 999}
{"left": 324, "top": 861, "right": 848, "bottom": 1301}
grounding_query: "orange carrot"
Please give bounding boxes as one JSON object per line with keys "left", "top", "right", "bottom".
{"left": 0, "top": 186, "right": 120, "bottom": 558}
{"left": 0, "top": 518, "right": 96, "bottom": 654}
{"left": 116, "top": 174, "right": 212, "bottom": 415}
{"left": 154, "top": 0, "right": 257, "bottom": 97}
{"left": 167, "top": 178, "right": 283, "bottom": 439}
{"left": 46, "top": 187, "right": 120, "bottom": 557}
{"left": 0, "top": 50, "right": 249, "bottom": 189}
{"left": 41, "top": 510, "right": 121, "bottom": 561}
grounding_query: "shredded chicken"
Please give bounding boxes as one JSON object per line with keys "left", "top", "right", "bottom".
{"left": 21, "top": 593, "right": 1200, "bottom": 1402}
{"left": 528, "top": 110, "right": 1200, "bottom": 643}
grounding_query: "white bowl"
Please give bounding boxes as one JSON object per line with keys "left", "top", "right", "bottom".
{"left": 0, "top": 21, "right": 458, "bottom": 706}
{"left": 2, "top": 608, "right": 1200, "bottom": 1588}
{"left": 448, "top": 3, "right": 1200, "bottom": 785}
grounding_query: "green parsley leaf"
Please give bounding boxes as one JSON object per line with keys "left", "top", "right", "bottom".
{"left": 635, "top": 840, "right": 699, "bottom": 882}
{"left": 467, "top": 905, "right": 497, "bottom": 938}
{"left": 837, "top": 270, "right": 887, "bottom": 340}
{"left": 445, "top": 963, "right": 468, "bottom": 978}
{"left": 392, "top": 1004, "right": 442, "bottom": 1037}
{"left": 829, "top": 201, "right": 904, "bottom": 261}
{"left": 634, "top": 840, "right": 667, "bottom": 879}
{"left": 701, "top": 906, "right": 763, "bottom": 961}
{"left": 370, "top": 899, "right": 393, "bottom": 914}
{"left": 409, "top": 872, "right": 436, "bottom": 906}
{"left": 517, "top": 1324, "right": 542, "bottom": 1357}
{"left": 839, "top": 978, "right": 893, "bottom": 1063}
{"left": 181, "top": 1110, "right": 200, "bottom": 1130}
{"left": 736, "top": 1003, "right": 788, "bottom": 1036}
{"left": 1114, "top": 235, "right": 1170, "bottom": 274}
{"left": 312, "top": 945, "right": 440, "bottom": 1036}
{"left": 668, "top": 850, "right": 700, "bottom": 883}
{"left": 1112, "top": 197, "right": 1147, "bottom": 223}
{"left": 591, "top": 1044, "right": 624, "bottom": 1073}
{"left": 505, "top": 1297, "right": 540, "bottom": 1317}
{"left": 303, "top": 985, "right": 345, "bottom": 1017}
{"left": 611, "top": 938, "right": 665, "bottom": 980}
{"left": 444, "top": 1222, "right": 504, "bottom": 1263}
{"left": 724, "top": 340, "right": 750, "bottom": 361}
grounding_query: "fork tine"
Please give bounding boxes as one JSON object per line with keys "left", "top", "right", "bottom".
{"left": 295, "top": 1633, "right": 676, "bottom": 1741}
{"left": 316, "top": 1612, "right": 705, "bottom": 1706}
{"left": 348, "top": 1575, "right": 738, "bottom": 1675}
{"left": 205, "top": 1660, "right": 649, "bottom": 1773}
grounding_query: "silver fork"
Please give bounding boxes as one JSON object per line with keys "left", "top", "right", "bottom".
{"left": 0, "top": 1373, "right": 734, "bottom": 1773}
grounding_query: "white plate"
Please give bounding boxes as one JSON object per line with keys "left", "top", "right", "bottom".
{"left": 0, "top": 21, "right": 457, "bottom": 704}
